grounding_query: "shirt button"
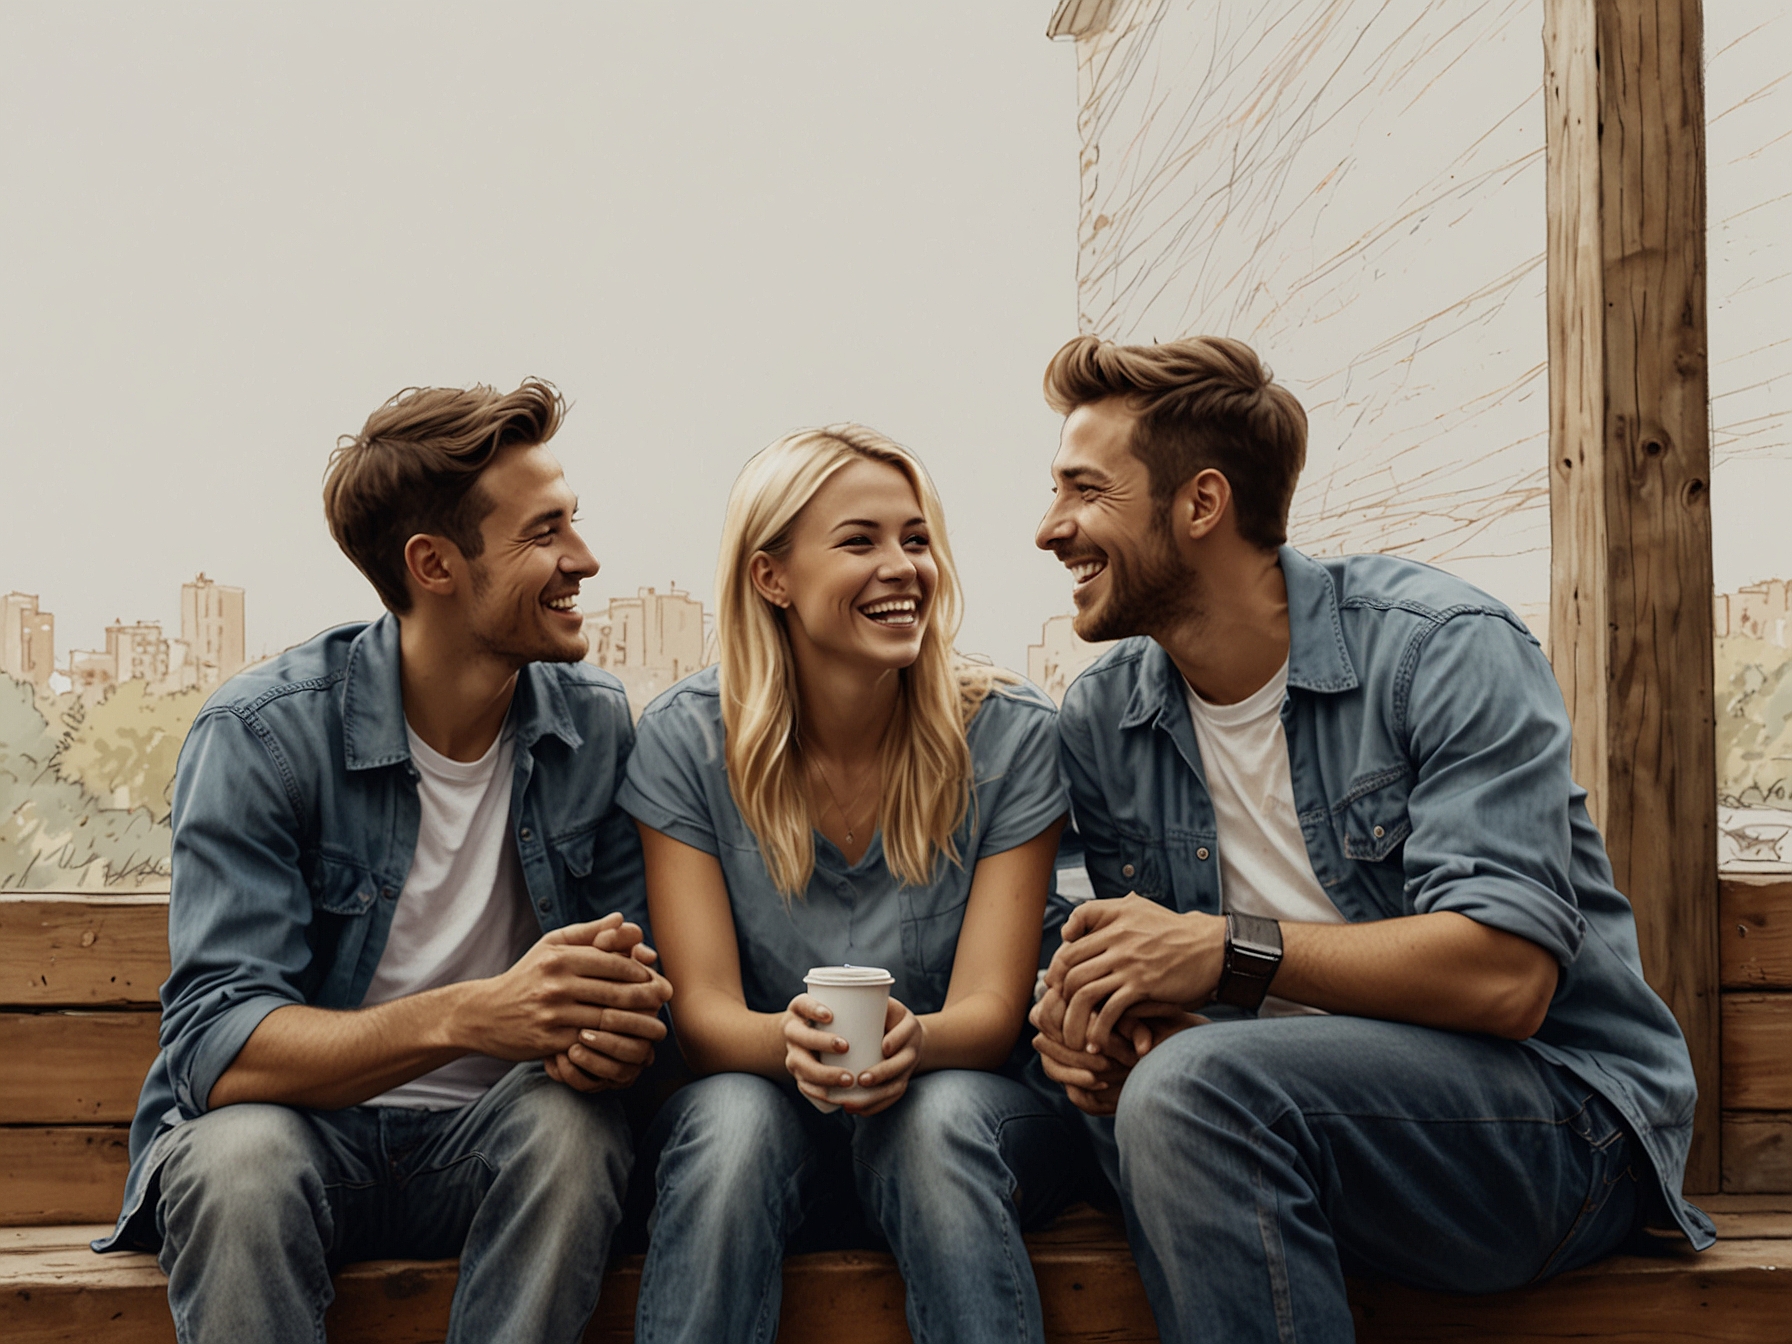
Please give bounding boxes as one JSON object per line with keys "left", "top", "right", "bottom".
{"left": 1196, "top": 847, "right": 1210, "bottom": 861}
{"left": 1122, "top": 863, "right": 1135, "bottom": 878}
{"left": 538, "top": 898, "right": 551, "bottom": 913}
{"left": 519, "top": 827, "right": 533, "bottom": 842}
{"left": 1372, "top": 825, "right": 1385, "bottom": 839}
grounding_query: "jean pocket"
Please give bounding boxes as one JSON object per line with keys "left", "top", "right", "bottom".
{"left": 1527, "top": 1096, "right": 1640, "bottom": 1285}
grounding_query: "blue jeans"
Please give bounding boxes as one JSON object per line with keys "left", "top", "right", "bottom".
{"left": 149, "top": 1062, "right": 633, "bottom": 1344}
{"left": 1070, "top": 1016, "right": 1644, "bottom": 1344}
{"left": 634, "top": 1069, "right": 1076, "bottom": 1344}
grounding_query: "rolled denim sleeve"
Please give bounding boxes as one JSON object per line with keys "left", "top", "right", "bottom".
{"left": 157, "top": 707, "right": 316, "bottom": 1118}
{"left": 1401, "top": 613, "right": 1589, "bottom": 965}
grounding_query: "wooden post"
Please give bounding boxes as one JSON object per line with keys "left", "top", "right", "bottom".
{"left": 1544, "top": 0, "right": 1720, "bottom": 1190}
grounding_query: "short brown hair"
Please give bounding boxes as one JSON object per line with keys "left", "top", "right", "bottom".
{"left": 1043, "top": 336, "right": 1307, "bottom": 549}
{"left": 323, "top": 379, "right": 565, "bottom": 612}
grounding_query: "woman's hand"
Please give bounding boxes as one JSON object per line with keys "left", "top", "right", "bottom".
{"left": 780, "top": 993, "right": 925, "bottom": 1115}
{"left": 782, "top": 992, "right": 861, "bottom": 1104}
{"left": 843, "top": 997, "right": 925, "bottom": 1116}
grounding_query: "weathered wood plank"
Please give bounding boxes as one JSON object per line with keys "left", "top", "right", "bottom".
{"left": 0, "top": 1013, "right": 160, "bottom": 1125}
{"left": 1350, "top": 1238, "right": 1790, "bottom": 1343}
{"left": 1543, "top": 0, "right": 1720, "bottom": 1190}
{"left": 0, "top": 1219, "right": 1150, "bottom": 1344}
{"left": 0, "top": 897, "right": 168, "bottom": 1009}
{"left": 7, "top": 1223, "right": 1790, "bottom": 1344}
{"left": 1722, "top": 876, "right": 1792, "bottom": 990}
{"left": 0, "top": 1128, "right": 130, "bottom": 1227}
{"left": 1723, "top": 1112, "right": 1792, "bottom": 1194}
{"left": 1723, "top": 995, "right": 1792, "bottom": 1111}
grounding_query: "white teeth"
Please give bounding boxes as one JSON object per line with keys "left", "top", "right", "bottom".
{"left": 1068, "top": 559, "right": 1107, "bottom": 584}
{"left": 861, "top": 598, "right": 918, "bottom": 616}
{"left": 545, "top": 595, "right": 579, "bottom": 611}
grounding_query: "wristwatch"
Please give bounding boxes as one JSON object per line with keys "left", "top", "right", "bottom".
{"left": 1211, "top": 912, "right": 1284, "bottom": 1010}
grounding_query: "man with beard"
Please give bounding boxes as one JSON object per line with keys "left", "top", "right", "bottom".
{"left": 1028, "top": 336, "right": 1711, "bottom": 1342}
{"left": 95, "top": 379, "right": 672, "bottom": 1344}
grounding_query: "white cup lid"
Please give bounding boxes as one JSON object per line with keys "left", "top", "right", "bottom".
{"left": 804, "top": 965, "right": 894, "bottom": 987}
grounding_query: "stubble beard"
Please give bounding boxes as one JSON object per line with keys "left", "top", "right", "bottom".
{"left": 1073, "top": 511, "right": 1204, "bottom": 644}
{"left": 468, "top": 563, "right": 590, "bottom": 666}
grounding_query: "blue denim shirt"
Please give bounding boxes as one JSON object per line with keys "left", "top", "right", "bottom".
{"left": 1057, "top": 547, "right": 1713, "bottom": 1248}
{"left": 97, "top": 614, "right": 647, "bottom": 1251}
{"left": 617, "top": 665, "right": 1068, "bottom": 1018}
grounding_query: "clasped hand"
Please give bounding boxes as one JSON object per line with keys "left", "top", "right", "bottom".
{"left": 1031, "top": 894, "right": 1217, "bottom": 1115}
{"left": 464, "top": 912, "right": 673, "bottom": 1094}
{"left": 782, "top": 993, "right": 924, "bottom": 1116}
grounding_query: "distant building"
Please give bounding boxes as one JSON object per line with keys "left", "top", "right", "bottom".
{"left": 1027, "top": 614, "right": 1114, "bottom": 705}
{"left": 1729, "top": 580, "right": 1792, "bottom": 647}
{"left": 106, "top": 621, "right": 171, "bottom": 685}
{"left": 67, "top": 648, "right": 117, "bottom": 694}
{"left": 1, "top": 592, "right": 55, "bottom": 690}
{"left": 181, "top": 573, "right": 246, "bottom": 687}
{"left": 584, "top": 585, "right": 710, "bottom": 717}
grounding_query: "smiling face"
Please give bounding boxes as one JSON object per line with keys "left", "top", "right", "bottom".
{"left": 754, "top": 456, "right": 938, "bottom": 675}
{"left": 457, "top": 442, "right": 599, "bottom": 665}
{"left": 1036, "top": 397, "right": 1201, "bottom": 642}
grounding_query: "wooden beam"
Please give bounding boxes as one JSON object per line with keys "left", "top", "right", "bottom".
{"left": 0, "top": 1013, "right": 160, "bottom": 1125}
{"left": 1724, "top": 1112, "right": 1792, "bottom": 1193}
{"left": 1543, "top": 0, "right": 1719, "bottom": 1190}
{"left": 0, "top": 897, "right": 168, "bottom": 1009}
{"left": 0, "top": 1129, "right": 130, "bottom": 1227}
{"left": 1723, "top": 876, "right": 1792, "bottom": 989}
{"left": 1723, "top": 995, "right": 1792, "bottom": 1110}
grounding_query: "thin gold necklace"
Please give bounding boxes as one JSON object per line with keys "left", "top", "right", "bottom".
{"left": 810, "top": 755, "right": 878, "bottom": 846}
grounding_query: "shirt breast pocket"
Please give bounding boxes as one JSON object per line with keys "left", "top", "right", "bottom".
{"left": 1336, "top": 772, "right": 1413, "bottom": 864}
{"left": 308, "top": 853, "right": 383, "bottom": 916}
{"left": 1109, "top": 824, "right": 1172, "bottom": 903}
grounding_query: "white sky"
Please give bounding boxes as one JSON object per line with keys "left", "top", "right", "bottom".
{"left": 0, "top": 4, "right": 1082, "bottom": 668}
{"left": 2, "top": 3, "right": 1782, "bottom": 674}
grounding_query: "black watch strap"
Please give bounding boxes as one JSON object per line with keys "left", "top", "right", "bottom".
{"left": 1212, "top": 912, "right": 1284, "bottom": 1011}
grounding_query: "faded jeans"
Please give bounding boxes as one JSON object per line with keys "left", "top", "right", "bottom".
{"left": 149, "top": 1062, "right": 632, "bottom": 1344}
{"left": 1066, "top": 1015, "right": 1645, "bottom": 1344}
{"left": 633, "top": 1068, "right": 1076, "bottom": 1344}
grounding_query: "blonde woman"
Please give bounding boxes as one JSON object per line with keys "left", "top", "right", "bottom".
{"left": 618, "top": 425, "right": 1075, "bottom": 1343}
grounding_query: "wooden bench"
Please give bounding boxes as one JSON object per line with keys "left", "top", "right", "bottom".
{"left": 5, "top": 885, "right": 1791, "bottom": 1341}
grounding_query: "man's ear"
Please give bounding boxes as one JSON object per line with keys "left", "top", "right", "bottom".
{"left": 747, "top": 552, "right": 791, "bottom": 610}
{"left": 1173, "top": 469, "right": 1233, "bottom": 545}
{"left": 404, "top": 533, "right": 463, "bottom": 602}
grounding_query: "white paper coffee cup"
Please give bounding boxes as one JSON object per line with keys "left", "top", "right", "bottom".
{"left": 803, "top": 965, "right": 894, "bottom": 1109}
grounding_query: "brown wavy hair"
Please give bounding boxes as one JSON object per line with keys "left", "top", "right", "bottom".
{"left": 323, "top": 378, "right": 565, "bottom": 612}
{"left": 1043, "top": 335, "right": 1307, "bottom": 548}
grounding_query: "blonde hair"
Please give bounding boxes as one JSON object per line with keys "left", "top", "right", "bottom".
{"left": 716, "top": 424, "right": 1014, "bottom": 897}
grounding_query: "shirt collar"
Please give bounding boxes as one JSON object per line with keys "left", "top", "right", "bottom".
{"left": 340, "top": 612, "right": 585, "bottom": 771}
{"left": 1116, "top": 545, "right": 1357, "bottom": 731}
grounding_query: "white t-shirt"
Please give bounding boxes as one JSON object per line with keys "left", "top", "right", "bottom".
{"left": 1184, "top": 659, "right": 1344, "bottom": 1017}
{"left": 360, "top": 723, "right": 539, "bottom": 1109}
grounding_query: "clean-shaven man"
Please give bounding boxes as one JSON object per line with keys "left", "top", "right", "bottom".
{"left": 1030, "top": 335, "right": 1711, "bottom": 1343}
{"left": 96, "top": 379, "right": 672, "bottom": 1344}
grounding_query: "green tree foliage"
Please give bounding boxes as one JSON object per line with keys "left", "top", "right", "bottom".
{"left": 0, "top": 675, "right": 170, "bottom": 891}
{"left": 1716, "top": 635, "right": 1792, "bottom": 810}
{"left": 53, "top": 680, "right": 204, "bottom": 823}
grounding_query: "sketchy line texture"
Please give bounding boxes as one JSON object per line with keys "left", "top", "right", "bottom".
{"left": 1071, "top": 0, "right": 1550, "bottom": 625}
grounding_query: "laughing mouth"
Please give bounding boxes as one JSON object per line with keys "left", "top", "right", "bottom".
{"left": 1066, "top": 558, "right": 1107, "bottom": 587}
{"left": 543, "top": 592, "right": 581, "bottom": 616}
{"left": 859, "top": 596, "right": 920, "bottom": 628}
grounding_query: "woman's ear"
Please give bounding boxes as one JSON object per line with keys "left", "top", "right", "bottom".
{"left": 748, "top": 552, "right": 791, "bottom": 610}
